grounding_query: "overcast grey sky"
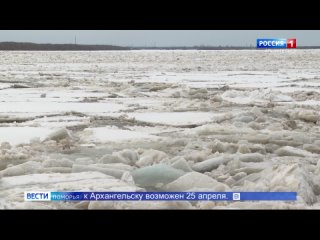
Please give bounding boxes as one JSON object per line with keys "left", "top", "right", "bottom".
{"left": 0, "top": 30, "right": 319, "bottom": 46}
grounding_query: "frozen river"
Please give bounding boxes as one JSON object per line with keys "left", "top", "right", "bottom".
{"left": 0, "top": 50, "right": 320, "bottom": 209}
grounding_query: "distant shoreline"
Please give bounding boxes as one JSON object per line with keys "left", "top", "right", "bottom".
{"left": 0, "top": 42, "right": 319, "bottom": 50}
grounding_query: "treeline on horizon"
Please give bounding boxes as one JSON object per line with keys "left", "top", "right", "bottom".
{"left": 0, "top": 42, "right": 319, "bottom": 50}
{"left": 0, "top": 42, "right": 130, "bottom": 50}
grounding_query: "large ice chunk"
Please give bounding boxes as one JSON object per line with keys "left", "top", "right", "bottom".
{"left": 136, "top": 149, "right": 168, "bottom": 167}
{"left": 132, "top": 164, "right": 184, "bottom": 188}
{"left": 165, "top": 172, "right": 228, "bottom": 191}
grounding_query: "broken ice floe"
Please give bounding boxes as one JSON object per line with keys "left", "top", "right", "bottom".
{"left": 1, "top": 50, "right": 320, "bottom": 209}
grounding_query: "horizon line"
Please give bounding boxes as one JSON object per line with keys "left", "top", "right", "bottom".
{"left": 0, "top": 41, "right": 319, "bottom": 49}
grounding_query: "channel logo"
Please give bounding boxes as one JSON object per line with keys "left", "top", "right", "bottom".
{"left": 24, "top": 192, "right": 51, "bottom": 201}
{"left": 257, "top": 38, "right": 296, "bottom": 49}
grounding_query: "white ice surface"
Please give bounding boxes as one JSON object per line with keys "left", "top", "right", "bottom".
{"left": 0, "top": 127, "right": 52, "bottom": 145}
{"left": 0, "top": 102, "right": 125, "bottom": 114}
{"left": 127, "top": 112, "right": 216, "bottom": 126}
{"left": 221, "top": 89, "right": 293, "bottom": 104}
{"left": 83, "top": 127, "right": 160, "bottom": 143}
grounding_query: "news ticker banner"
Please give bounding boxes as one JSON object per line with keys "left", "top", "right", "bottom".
{"left": 24, "top": 192, "right": 297, "bottom": 202}
{"left": 257, "top": 38, "right": 296, "bottom": 48}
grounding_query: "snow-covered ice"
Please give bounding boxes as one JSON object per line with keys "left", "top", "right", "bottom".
{"left": 0, "top": 127, "right": 53, "bottom": 145}
{"left": 0, "top": 50, "right": 320, "bottom": 209}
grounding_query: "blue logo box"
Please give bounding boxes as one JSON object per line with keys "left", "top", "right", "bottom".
{"left": 257, "top": 39, "right": 287, "bottom": 48}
